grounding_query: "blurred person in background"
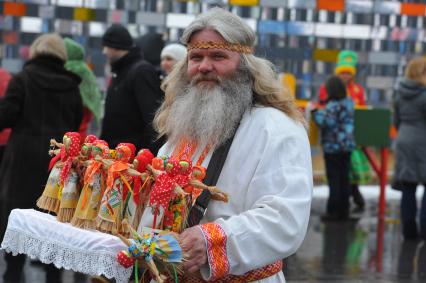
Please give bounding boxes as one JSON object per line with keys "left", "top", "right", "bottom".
{"left": 0, "top": 33, "right": 83, "bottom": 283}
{"left": 0, "top": 68, "right": 12, "bottom": 162}
{"left": 160, "top": 43, "right": 187, "bottom": 76}
{"left": 100, "top": 24, "right": 163, "bottom": 154}
{"left": 64, "top": 37, "right": 102, "bottom": 139}
{"left": 313, "top": 76, "right": 356, "bottom": 221}
{"left": 318, "top": 50, "right": 368, "bottom": 213}
{"left": 392, "top": 57, "right": 426, "bottom": 240}
{"left": 135, "top": 32, "right": 165, "bottom": 78}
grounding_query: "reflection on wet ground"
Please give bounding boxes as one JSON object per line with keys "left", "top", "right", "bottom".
{"left": 1, "top": 187, "right": 425, "bottom": 282}
{"left": 284, "top": 194, "right": 426, "bottom": 283}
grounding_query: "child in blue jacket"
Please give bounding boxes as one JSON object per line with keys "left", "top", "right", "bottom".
{"left": 313, "top": 76, "right": 356, "bottom": 221}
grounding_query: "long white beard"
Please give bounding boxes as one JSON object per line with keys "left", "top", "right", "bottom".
{"left": 165, "top": 70, "right": 253, "bottom": 149}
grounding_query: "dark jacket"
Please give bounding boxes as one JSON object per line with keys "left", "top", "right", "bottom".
{"left": 313, "top": 97, "right": 356, "bottom": 154}
{"left": 0, "top": 54, "right": 83, "bottom": 209}
{"left": 100, "top": 47, "right": 163, "bottom": 153}
{"left": 393, "top": 78, "right": 426, "bottom": 183}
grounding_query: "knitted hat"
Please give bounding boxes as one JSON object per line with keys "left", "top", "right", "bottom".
{"left": 102, "top": 24, "right": 133, "bottom": 50}
{"left": 335, "top": 50, "right": 358, "bottom": 75}
{"left": 161, "top": 43, "right": 187, "bottom": 62}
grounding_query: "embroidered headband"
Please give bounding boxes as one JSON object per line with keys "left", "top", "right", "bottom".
{"left": 187, "top": 41, "right": 252, "bottom": 54}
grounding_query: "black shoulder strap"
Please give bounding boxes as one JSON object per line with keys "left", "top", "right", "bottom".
{"left": 186, "top": 135, "right": 235, "bottom": 227}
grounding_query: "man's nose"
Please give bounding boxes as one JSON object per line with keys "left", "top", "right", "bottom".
{"left": 198, "top": 58, "right": 213, "bottom": 74}
{"left": 102, "top": 47, "right": 107, "bottom": 54}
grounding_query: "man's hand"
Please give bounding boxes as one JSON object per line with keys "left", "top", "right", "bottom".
{"left": 179, "top": 226, "right": 207, "bottom": 273}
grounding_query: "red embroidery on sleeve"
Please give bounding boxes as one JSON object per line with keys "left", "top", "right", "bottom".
{"left": 199, "top": 223, "right": 230, "bottom": 280}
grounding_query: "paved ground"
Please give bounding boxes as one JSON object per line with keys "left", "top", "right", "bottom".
{"left": 1, "top": 185, "right": 425, "bottom": 282}
{"left": 284, "top": 185, "right": 426, "bottom": 283}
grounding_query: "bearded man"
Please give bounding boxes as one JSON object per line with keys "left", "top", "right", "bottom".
{"left": 142, "top": 8, "right": 312, "bottom": 282}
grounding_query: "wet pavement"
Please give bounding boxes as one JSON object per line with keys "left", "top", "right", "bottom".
{"left": 1, "top": 185, "right": 425, "bottom": 283}
{"left": 284, "top": 186, "right": 426, "bottom": 283}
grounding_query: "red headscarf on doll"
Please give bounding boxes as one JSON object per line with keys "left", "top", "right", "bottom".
{"left": 134, "top": 149, "right": 154, "bottom": 172}
{"left": 59, "top": 132, "right": 81, "bottom": 186}
{"left": 132, "top": 149, "right": 154, "bottom": 204}
{"left": 84, "top": 134, "right": 97, "bottom": 144}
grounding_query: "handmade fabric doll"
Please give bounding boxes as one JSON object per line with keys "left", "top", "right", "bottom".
{"left": 96, "top": 143, "right": 136, "bottom": 234}
{"left": 36, "top": 133, "right": 80, "bottom": 214}
{"left": 124, "top": 149, "right": 155, "bottom": 231}
{"left": 71, "top": 140, "right": 110, "bottom": 229}
{"left": 75, "top": 134, "right": 98, "bottom": 188}
{"left": 147, "top": 158, "right": 228, "bottom": 232}
{"left": 56, "top": 132, "right": 82, "bottom": 223}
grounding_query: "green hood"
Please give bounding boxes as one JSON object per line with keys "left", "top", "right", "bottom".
{"left": 64, "top": 37, "right": 84, "bottom": 61}
{"left": 64, "top": 38, "right": 102, "bottom": 123}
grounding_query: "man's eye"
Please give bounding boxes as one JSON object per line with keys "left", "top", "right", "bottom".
{"left": 190, "top": 55, "right": 202, "bottom": 61}
{"left": 213, "top": 54, "right": 225, "bottom": 59}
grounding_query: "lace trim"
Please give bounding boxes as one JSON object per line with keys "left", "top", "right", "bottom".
{"left": 1, "top": 228, "right": 132, "bottom": 283}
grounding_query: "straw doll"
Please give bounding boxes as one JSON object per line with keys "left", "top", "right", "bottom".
{"left": 75, "top": 134, "right": 98, "bottom": 188}
{"left": 36, "top": 133, "right": 78, "bottom": 213}
{"left": 71, "top": 140, "right": 110, "bottom": 229}
{"left": 56, "top": 132, "right": 82, "bottom": 222}
{"left": 124, "top": 149, "right": 155, "bottom": 231}
{"left": 147, "top": 158, "right": 228, "bottom": 232}
{"left": 96, "top": 143, "right": 136, "bottom": 234}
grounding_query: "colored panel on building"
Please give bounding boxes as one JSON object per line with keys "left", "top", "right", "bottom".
{"left": 287, "top": 0, "right": 316, "bottom": 9}
{"left": 316, "top": 0, "right": 344, "bottom": 12}
{"left": 3, "top": 31, "right": 18, "bottom": 45}
{"left": 366, "top": 76, "right": 395, "bottom": 90}
{"left": 260, "top": 0, "right": 286, "bottom": 8}
{"left": 373, "top": 1, "right": 400, "bottom": 15}
{"left": 346, "top": 0, "right": 373, "bottom": 13}
{"left": 258, "top": 20, "right": 285, "bottom": 34}
{"left": 109, "top": 10, "right": 128, "bottom": 24}
{"left": 229, "top": 0, "right": 259, "bottom": 6}
{"left": 38, "top": 6, "right": 55, "bottom": 19}
{"left": 287, "top": 21, "right": 315, "bottom": 36}
{"left": 368, "top": 52, "right": 399, "bottom": 65}
{"left": 313, "top": 49, "right": 339, "bottom": 62}
{"left": 400, "top": 3, "right": 426, "bottom": 17}
{"left": 73, "top": 8, "right": 95, "bottom": 21}
{"left": 136, "top": 12, "right": 165, "bottom": 26}
{"left": 3, "top": 2, "right": 26, "bottom": 17}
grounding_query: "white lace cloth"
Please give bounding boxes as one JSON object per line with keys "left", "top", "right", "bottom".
{"left": 1, "top": 209, "right": 132, "bottom": 283}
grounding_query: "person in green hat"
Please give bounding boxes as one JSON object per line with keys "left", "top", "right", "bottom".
{"left": 318, "top": 50, "right": 369, "bottom": 213}
{"left": 64, "top": 37, "right": 102, "bottom": 138}
{"left": 319, "top": 50, "right": 366, "bottom": 106}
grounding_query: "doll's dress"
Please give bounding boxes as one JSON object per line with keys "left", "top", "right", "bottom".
{"left": 72, "top": 161, "right": 105, "bottom": 229}
{"left": 57, "top": 169, "right": 80, "bottom": 223}
{"left": 36, "top": 163, "right": 62, "bottom": 214}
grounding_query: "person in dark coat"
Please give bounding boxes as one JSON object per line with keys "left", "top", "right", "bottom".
{"left": 0, "top": 33, "right": 83, "bottom": 283}
{"left": 393, "top": 57, "right": 426, "bottom": 240}
{"left": 135, "top": 32, "right": 165, "bottom": 77}
{"left": 100, "top": 24, "right": 164, "bottom": 154}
